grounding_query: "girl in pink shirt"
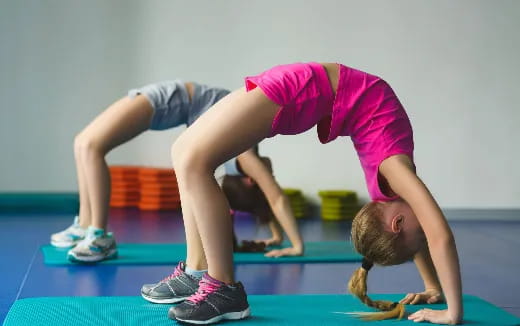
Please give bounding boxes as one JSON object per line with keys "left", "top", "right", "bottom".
{"left": 169, "top": 62, "right": 462, "bottom": 325}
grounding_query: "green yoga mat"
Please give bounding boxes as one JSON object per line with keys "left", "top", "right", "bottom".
{"left": 4, "top": 294, "right": 519, "bottom": 325}
{"left": 41, "top": 241, "right": 362, "bottom": 265}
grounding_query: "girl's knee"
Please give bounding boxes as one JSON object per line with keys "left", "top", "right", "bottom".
{"left": 74, "top": 133, "right": 105, "bottom": 159}
{"left": 171, "top": 138, "right": 187, "bottom": 170}
{"left": 171, "top": 139, "right": 214, "bottom": 180}
{"left": 73, "top": 133, "right": 83, "bottom": 156}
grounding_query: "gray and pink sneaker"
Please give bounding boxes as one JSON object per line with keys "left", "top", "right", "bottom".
{"left": 141, "top": 262, "right": 200, "bottom": 304}
{"left": 169, "top": 273, "right": 250, "bottom": 324}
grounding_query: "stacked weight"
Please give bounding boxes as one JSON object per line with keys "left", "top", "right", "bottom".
{"left": 109, "top": 166, "right": 181, "bottom": 211}
{"left": 318, "top": 190, "right": 360, "bottom": 221}
{"left": 138, "top": 168, "right": 181, "bottom": 211}
{"left": 283, "top": 188, "right": 308, "bottom": 219}
{"left": 109, "top": 166, "right": 140, "bottom": 208}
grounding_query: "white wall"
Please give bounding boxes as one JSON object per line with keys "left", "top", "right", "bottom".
{"left": 1, "top": 0, "right": 519, "bottom": 208}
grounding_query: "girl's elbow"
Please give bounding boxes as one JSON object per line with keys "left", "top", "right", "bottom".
{"left": 428, "top": 231, "right": 455, "bottom": 248}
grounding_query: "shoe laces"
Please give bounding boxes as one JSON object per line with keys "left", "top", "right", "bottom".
{"left": 64, "top": 222, "right": 82, "bottom": 234}
{"left": 74, "top": 233, "right": 96, "bottom": 248}
{"left": 67, "top": 216, "right": 83, "bottom": 232}
{"left": 187, "top": 277, "right": 221, "bottom": 304}
{"left": 161, "top": 263, "right": 184, "bottom": 282}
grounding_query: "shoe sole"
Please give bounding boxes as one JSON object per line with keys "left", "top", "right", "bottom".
{"left": 50, "top": 239, "right": 81, "bottom": 248}
{"left": 141, "top": 293, "right": 189, "bottom": 304}
{"left": 67, "top": 248, "right": 118, "bottom": 263}
{"left": 173, "top": 307, "right": 250, "bottom": 324}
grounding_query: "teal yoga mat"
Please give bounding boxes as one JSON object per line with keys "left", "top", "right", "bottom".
{"left": 4, "top": 294, "right": 519, "bottom": 325}
{"left": 41, "top": 241, "right": 362, "bottom": 265}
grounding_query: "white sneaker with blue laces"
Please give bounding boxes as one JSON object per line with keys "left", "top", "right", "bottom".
{"left": 50, "top": 216, "right": 87, "bottom": 248}
{"left": 67, "top": 226, "right": 118, "bottom": 263}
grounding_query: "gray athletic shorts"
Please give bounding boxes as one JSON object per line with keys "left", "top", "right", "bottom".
{"left": 128, "top": 80, "right": 230, "bottom": 130}
{"left": 224, "top": 157, "right": 244, "bottom": 176}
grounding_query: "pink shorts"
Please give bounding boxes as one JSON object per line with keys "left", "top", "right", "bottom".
{"left": 245, "top": 62, "right": 334, "bottom": 137}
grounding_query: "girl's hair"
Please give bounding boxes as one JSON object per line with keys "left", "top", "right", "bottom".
{"left": 347, "top": 201, "right": 418, "bottom": 321}
{"left": 222, "top": 175, "right": 272, "bottom": 224}
{"left": 347, "top": 265, "right": 405, "bottom": 321}
{"left": 222, "top": 146, "right": 273, "bottom": 224}
{"left": 351, "top": 202, "right": 416, "bottom": 265}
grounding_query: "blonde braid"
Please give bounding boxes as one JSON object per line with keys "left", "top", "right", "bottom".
{"left": 347, "top": 264, "right": 405, "bottom": 321}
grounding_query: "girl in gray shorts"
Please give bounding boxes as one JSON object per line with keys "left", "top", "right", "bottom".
{"left": 129, "top": 80, "right": 230, "bottom": 130}
{"left": 50, "top": 80, "right": 303, "bottom": 264}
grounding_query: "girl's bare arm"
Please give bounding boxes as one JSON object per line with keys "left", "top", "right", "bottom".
{"left": 380, "top": 154, "right": 462, "bottom": 324}
{"left": 237, "top": 150, "right": 304, "bottom": 256}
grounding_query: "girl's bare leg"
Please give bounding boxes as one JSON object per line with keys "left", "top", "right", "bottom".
{"left": 73, "top": 138, "right": 92, "bottom": 228}
{"left": 177, "top": 192, "right": 208, "bottom": 270}
{"left": 172, "top": 87, "right": 279, "bottom": 283}
{"left": 74, "top": 95, "right": 153, "bottom": 230}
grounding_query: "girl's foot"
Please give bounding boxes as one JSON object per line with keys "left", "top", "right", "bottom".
{"left": 170, "top": 273, "right": 250, "bottom": 324}
{"left": 141, "top": 262, "right": 200, "bottom": 304}
{"left": 50, "top": 216, "right": 86, "bottom": 248}
{"left": 67, "top": 227, "right": 117, "bottom": 263}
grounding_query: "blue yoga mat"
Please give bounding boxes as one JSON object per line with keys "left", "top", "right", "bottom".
{"left": 41, "top": 241, "right": 362, "bottom": 265}
{"left": 4, "top": 294, "right": 519, "bottom": 325}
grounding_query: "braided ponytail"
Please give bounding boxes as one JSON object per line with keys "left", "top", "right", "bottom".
{"left": 347, "top": 260, "right": 405, "bottom": 321}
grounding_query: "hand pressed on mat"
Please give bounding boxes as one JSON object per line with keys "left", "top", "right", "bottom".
{"left": 254, "top": 237, "right": 282, "bottom": 247}
{"left": 408, "top": 308, "right": 461, "bottom": 324}
{"left": 400, "top": 288, "right": 444, "bottom": 305}
{"left": 265, "top": 246, "right": 303, "bottom": 258}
